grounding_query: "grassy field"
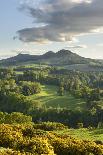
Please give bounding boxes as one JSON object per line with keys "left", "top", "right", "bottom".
{"left": 28, "top": 84, "right": 103, "bottom": 142}
{"left": 29, "top": 85, "right": 86, "bottom": 110}
{"left": 64, "top": 64, "right": 103, "bottom": 72}
{"left": 54, "top": 128, "right": 103, "bottom": 141}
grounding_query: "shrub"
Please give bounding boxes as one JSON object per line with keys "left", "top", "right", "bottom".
{"left": 77, "top": 122, "right": 83, "bottom": 129}
{"left": 33, "top": 122, "right": 68, "bottom": 131}
{"left": 0, "top": 124, "right": 102, "bottom": 155}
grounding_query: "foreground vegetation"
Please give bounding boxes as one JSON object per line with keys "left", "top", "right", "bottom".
{"left": 0, "top": 113, "right": 102, "bottom": 155}
{"left": 0, "top": 67, "right": 102, "bottom": 154}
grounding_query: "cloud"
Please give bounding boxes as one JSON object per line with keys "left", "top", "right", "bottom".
{"left": 65, "top": 44, "right": 87, "bottom": 49}
{"left": 97, "top": 43, "right": 103, "bottom": 47}
{"left": 12, "top": 49, "right": 39, "bottom": 55}
{"left": 11, "top": 50, "right": 31, "bottom": 55}
{"left": 17, "top": 0, "right": 103, "bottom": 43}
{"left": 0, "top": 51, "right": 15, "bottom": 60}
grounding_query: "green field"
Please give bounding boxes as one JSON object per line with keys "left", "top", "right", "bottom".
{"left": 54, "top": 128, "right": 103, "bottom": 141}
{"left": 25, "top": 84, "right": 103, "bottom": 142}
{"left": 29, "top": 85, "right": 86, "bottom": 110}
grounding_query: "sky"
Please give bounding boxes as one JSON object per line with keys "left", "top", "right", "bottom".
{"left": 0, "top": 0, "right": 103, "bottom": 59}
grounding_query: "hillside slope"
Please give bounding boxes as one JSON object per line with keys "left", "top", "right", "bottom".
{"left": 0, "top": 49, "right": 94, "bottom": 66}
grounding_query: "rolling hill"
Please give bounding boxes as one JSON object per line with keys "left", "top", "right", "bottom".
{"left": 0, "top": 49, "right": 94, "bottom": 66}
{"left": 0, "top": 49, "right": 103, "bottom": 71}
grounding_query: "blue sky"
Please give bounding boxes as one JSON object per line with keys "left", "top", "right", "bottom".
{"left": 0, "top": 0, "right": 103, "bottom": 59}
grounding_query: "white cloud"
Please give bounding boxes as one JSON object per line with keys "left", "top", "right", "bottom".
{"left": 65, "top": 44, "right": 87, "bottom": 49}
{"left": 71, "top": 0, "right": 92, "bottom": 3}
{"left": 97, "top": 43, "right": 103, "bottom": 47}
{"left": 0, "top": 50, "right": 15, "bottom": 60}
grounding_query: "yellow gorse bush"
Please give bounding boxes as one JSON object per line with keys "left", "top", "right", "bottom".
{"left": 0, "top": 124, "right": 102, "bottom": 155}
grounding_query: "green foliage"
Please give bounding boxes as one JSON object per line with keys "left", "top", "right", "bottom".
{"left": 0, "top": 112, "right": 32, "bottom": 124}
{"left": 33, "top": 122, "right": 68, "bottom": 131}
{"left": 0, "top": 93, "right": 41, "bottom": 113}
{"left": 58, "top": 86, "right": 64, "bottom": 96}
{"left": 0, "top": 68, "right": 14, "bottom": 80}
{"left": 0, "top": 67, "right": 102, "bottom": 135}
{"left": 19, "top": 81, "right": 41, "bottom": 96}
{"left": 77, "top": 122, "right": 83, "bottom": 129}
{"left": 0, "top": 79, "right": 20, "bottom": 95}
{"left": 0, "top": 63, "right": 103, "bottom": 154}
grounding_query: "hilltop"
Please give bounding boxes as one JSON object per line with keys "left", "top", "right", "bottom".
{"left": 1, "top": 49, "right": 103, "bottom": 72}
{"left": 0, "top": 49, "right": 93, "bottom": 66}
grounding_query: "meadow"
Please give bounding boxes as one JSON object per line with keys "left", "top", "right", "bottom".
{"left": 54, "top": 128, "right": 103, "bottom": 141}
{"left": 29, "top": 85, "right": 86, "bottom": 110}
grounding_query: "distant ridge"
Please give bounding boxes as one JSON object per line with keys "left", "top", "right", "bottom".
{"left": 0, "top": 49, "right": 97, "bottom": 66}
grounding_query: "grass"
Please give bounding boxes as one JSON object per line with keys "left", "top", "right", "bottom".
{"left": 15, "top": 71, "right": 23, "bottom": 75}
{"left": 54, "top": 128, "right": 103, "bottom": 141}
{"left": 29, "top": 85, "right": 86, "bottom": 110}
{"left": 28, "top": 84, "right": 103, "bottom": 141}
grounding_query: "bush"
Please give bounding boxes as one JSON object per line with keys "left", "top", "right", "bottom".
{"left": 0, "top": 124, "right": 102, "bottom": 155}
{"left": 77, "top": 122, "right": 83, "bottom": 129}
{"left": 33, "top": 122, "right": 68, "bottom": 131}
{"left": 0, "top": 93, "right": 41, "bottom": 113}
{"left": 19, "top": 81, "right": 41, "bottom": 96}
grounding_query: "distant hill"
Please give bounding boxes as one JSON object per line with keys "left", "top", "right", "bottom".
{"left": 0, "top": 49, "right": 96, "bottom": 66}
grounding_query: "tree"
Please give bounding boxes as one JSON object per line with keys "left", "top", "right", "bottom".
{"left": 58, "top": 86, "right": 64, "bottom": 96}
{"left": 19, "top": 81, "right": 41, "bottom": 96}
